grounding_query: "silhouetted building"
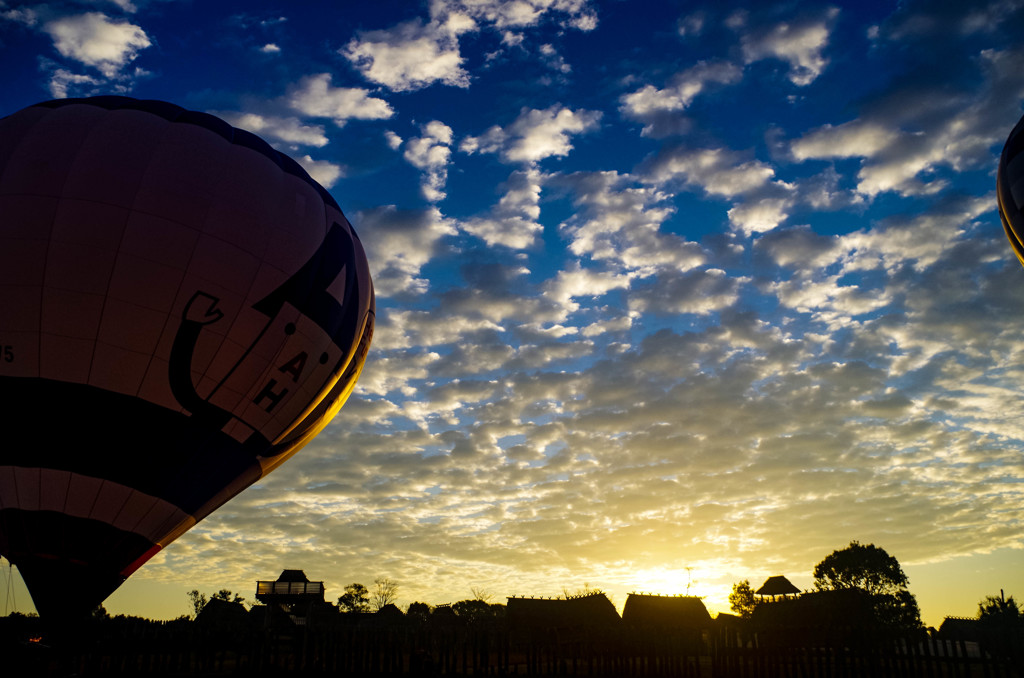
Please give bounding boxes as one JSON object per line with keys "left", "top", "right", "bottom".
{"left": 939, "top": 616, "right": 981, "bottom": 641}
{"left": 431, "top": 603, "right": 458, "bottom": 626}
{"left": 622, "top": 594, "right": 711, "bottom": 629}
{"left": 255, "top": 569, "right": 329, "bottom": 626}
{"left": 755, "top": 575, "right": 801, "bottom": 601}
{"left": 507, "top": 593, "right": 620, "bottom": 631}
{"left": 376, "top": 603, "right": 405, "bottom": 625}
{"left": 750, "top": 588, "right": 882, "bottom": 648}
{"left": 256, "top": 570, "right": 325, "bottom": 603}
{"left": 196, "top": 597, "right": 248, "bottom": 625}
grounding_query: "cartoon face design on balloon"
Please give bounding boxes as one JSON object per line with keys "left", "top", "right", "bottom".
{"left": 0, "top": 97, "right": 374, "bottom": 618}
{"left": 170, "top": 220, "right": 368, "bottom": 458}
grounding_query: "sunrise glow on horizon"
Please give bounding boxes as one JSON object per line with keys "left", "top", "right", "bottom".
{"left": 1, "top": 0, "right": 1023, "bottom": 631}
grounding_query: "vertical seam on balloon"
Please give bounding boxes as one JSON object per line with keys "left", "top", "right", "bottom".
{"left": 57, "top": 469, "right": 71, "bottom": 516}
{"left": 10, "top": 466, "right": 20, "bottom": 512}
{"left": 79, "top": 112, "right": 131, "bottom": 389}
{"left": 239, "top": 147, "right": 303, "bottom": 439}
{"left": 123, "top": 115, "right": 177, "bottom": 400}
{"left": 149, "top": 102, "right": 199, "bottom": 412}
{"left": 122, "top": 494, "right": 159, "bottom": 536}
{"left": 105, "top": 491, "right": 150, "bottom": 573}
{"left": 155, "top": 126, "right": 229, "bottom": 416}
{"left": 173, "top": 131, "right": 275, "bottom": 414}
{"left": 268, "top": 206, "right": 344, "bottom": 448}
{"left": 50, "top": 471, "right": 64, "bottom": 565}
{"left": 203, "top": 146, "right": 298, "bottom": 410}
{"left": 104, "top": 485, "right": 133, "bottom": 529}
{"left": 36, "top": 108, "right": 83, "bottom": 383}
{"left": 86, "top": 479, "right": 105, "bottom": 519}
{"left": 263, "top": 196, "right": 333, "bottom": 448}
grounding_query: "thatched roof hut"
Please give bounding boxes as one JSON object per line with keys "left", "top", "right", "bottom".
{"left": 755, "top": 576, "right": 800, "bottom": 600}
{"left": 621, "top": 594, "right": 711, "bottom": 629}
{"left": 507, "top": 593, "right": 620, "bottom": 631}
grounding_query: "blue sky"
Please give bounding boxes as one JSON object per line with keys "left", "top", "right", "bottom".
{"left": 1, "top": 0, "right": 1023, "bottom": 627}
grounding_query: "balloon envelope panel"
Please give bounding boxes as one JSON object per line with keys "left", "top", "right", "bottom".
{"left": 0, "top": 97, "right": 374, "bottom": 619}
{"left": 998, "top": 113, "right": 1024, "bottom": 265}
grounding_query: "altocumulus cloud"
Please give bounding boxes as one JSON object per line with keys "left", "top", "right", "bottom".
{"left": 5, "top": 0, "right": 1024, "bottom": 625}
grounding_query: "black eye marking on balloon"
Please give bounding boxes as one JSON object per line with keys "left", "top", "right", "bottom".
{"left": 253, "top": 222, "right": 357, "bottom": 339}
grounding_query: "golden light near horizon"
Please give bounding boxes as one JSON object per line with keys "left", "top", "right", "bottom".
{"left": 1, "top": 0, "right": 1023, "bottom": 632}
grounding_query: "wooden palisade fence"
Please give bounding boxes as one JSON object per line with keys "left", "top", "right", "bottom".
{"left": 4, "top": 613, "right": 1022, "bottom": 676}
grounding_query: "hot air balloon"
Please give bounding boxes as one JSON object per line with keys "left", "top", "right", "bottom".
{"left": 0, "top": 97, "right": 374, "bottom": 620}
{"left": 998, "top": 113, "right": 1024, "bottom": 264}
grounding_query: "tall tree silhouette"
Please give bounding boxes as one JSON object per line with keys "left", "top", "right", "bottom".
{"left": 338, "top": 583, "right": 370, "bottom": 613}
{"left": 814, "top": 541, "right": 921, "bottom": 630}
{"left": 371, "top": 577, "right": 399, "bottom": 611}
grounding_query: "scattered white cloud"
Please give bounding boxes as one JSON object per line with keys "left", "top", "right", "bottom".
{"left": 791, "top": 120, "right": 901, "bottom": 160}
{"left": 727, "top": 196, "right": 794, "bottom": 236}
{"left": 629, "top": 267, "right": 746, "bottom": 315}
{"left": 384, "top": 130, "right": 403, "bottom": 150}
{"left": 342, "top": 18, "right": 470, "bottom": 92}
{"left": 1, "top": 3, "right": 38, "bottom": 25}
{"left": 641, "top": 146, "right": 776, "bottom": 198}
{"left": 339, "top": 0, "right": 597, "bottom": 92}
{"left": 461, "top": 105, "right": 601, "bottom": 164}
{"left": 216, "top": 111, "right": 329, "bottom": 148}
{"left": 790, "top": 46, "right": 1024, "bottom": 197}
{"left": 354, "top": 206, "right": 458, "bottom": 297}
{"left": 555, "top": 171, "right": 706, "bottom": 273}
{"left": 838, "top": 195, "right": 992, "bottom": 275}
{"left": 678, "top": 11, "right": 706, "bottom": 37}
{"left": 538, "top": 43, "right": 571, "bottom": 73}
{"left": 620, "top": 60, "right": 741, "bottom": 137}
{"left": 543, "top": 265, "right": 633, "bottom": 317}
{"left": 460, "top": 169, "right": 545, "bottom": 248}
{"left": 287, "top": 73, "right": 394, "bottom": 124}
{"left": 260, "top": 43, "right": 280, "bottom": 54}
{"left": 755, "top": 225, "right": 838, "bottom": 270}
{"left": 884, "top": 0, "right": 1024, "bottom": 40}
{"left": 295, "top": 155, "right": 344, "bottom": 189}
{"left": 46, "top": 67, "right": 101, "bottom": 98}
{"left": 738, "top": 8, "right": 839, "bottom": 86}
{"left": 103, "top": 0, "right": 138, "bottom": 13}
{"left": 640, "top": 146, "right": 802, "bottom": 236}
{"left": 42, "top": 12, "right": 150, "bottom": 78}
{"left": 404, "top": 120, "right": 454, "bottom": 202}
{"left": 429, "top": 0, "right": 598, "bottom": 32}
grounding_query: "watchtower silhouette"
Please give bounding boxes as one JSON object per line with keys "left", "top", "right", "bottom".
{"left": 255, "top": 569, "right": 326, "bottom": 625}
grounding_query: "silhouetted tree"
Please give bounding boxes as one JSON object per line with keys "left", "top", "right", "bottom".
{"left": 978, "top": 591, "right": 1022, "bottom": 626}
{"left": 873, "top": 589, "right": 922, "bottom": 630}
{"left": 729, "top": 580, "right": 758, "bottom": 618}
{"left": 338, "top": 583, "right": 371, "bottom": 613}
{"left": 212, "top": 589, "right": 245, "bottom": 605}
{"left": 188, "top": 590, "right": 208, "bottom": 618}
{"left": 470, "top": 586, "right": 494, "bottom": 603}
{"left": 814, "top": 541, "right": 908, "bottom": 595}
{"left": 453, "top": 598, "right": 505, "bottom": 625}
{"left": 371, "top": 577, "right": 399, "bottom": 611}
{"left": 813, "top": 541, "right": 921, "bottom": 630}
{"left": 407, "top": 601, "right": 432, "bottom": 624}
{"left": 188, "top": 589, "right": 245, "bottom": 618}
